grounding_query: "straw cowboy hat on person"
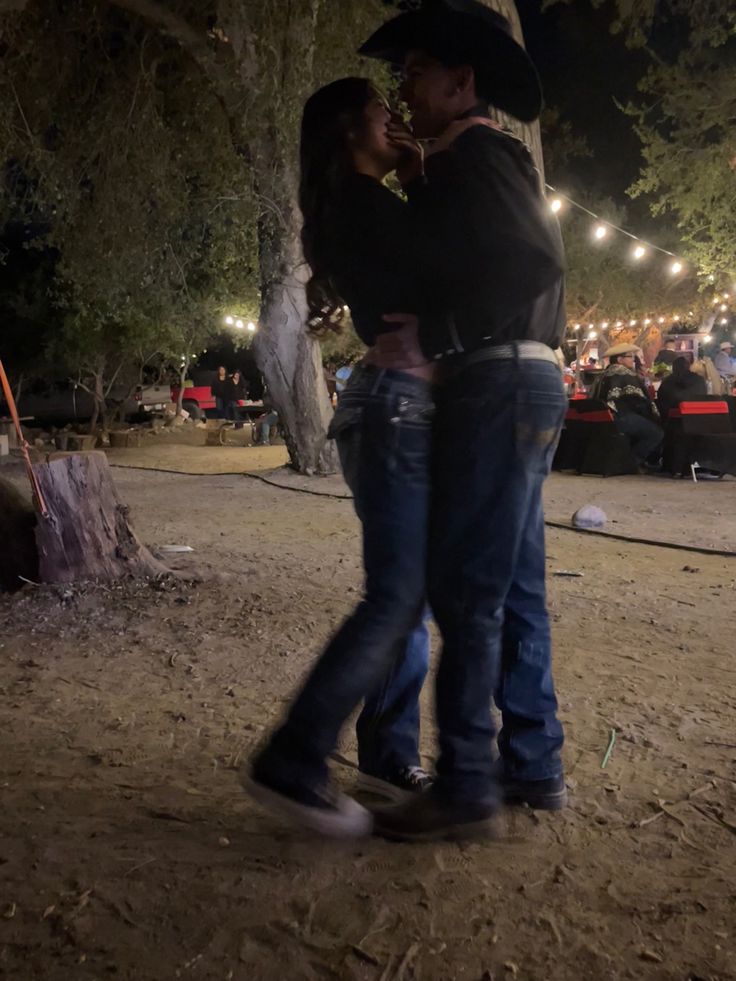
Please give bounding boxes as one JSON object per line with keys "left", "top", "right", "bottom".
{"left": 720, "top": 341, "right": 733, "bottom": 350}
{"left": 603, "top": 343, "right": 641, "bottom": 358}
{"left": 358, "top": 0, "right": 543, "bottom": 122}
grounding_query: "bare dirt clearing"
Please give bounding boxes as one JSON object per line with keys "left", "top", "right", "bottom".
{"left": 0, "top": 462, "right": 734, "bottom": 980}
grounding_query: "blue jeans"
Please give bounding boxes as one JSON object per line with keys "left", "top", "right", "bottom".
{"left": 259, "top": 365, "right": 432, "bottom": 790}
{"left": 259, "top": 411, "right": 279, "bottom": 443}
{"left": 428, "top": 354, "right": 566, "bottom": 804}
{"left": 615, "top": 411, "right": 662, "bottom": 463}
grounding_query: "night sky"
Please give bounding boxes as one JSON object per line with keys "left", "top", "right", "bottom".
{"left": 517, "top": 0, "right": 649, "bottom": 204}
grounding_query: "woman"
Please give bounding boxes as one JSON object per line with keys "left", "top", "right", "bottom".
{"left": 243, "top": 78, "right": 441, "bottom": 835}
{"left": 657, "top": 356, "right": 707, "bottom": 422}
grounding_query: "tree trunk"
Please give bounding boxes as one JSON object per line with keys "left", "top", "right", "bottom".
{"left": 32, "top": 452, "right": 169, "bottom": 583}
{"left": 89, "top": 369, "right": 107, "bottom": 432}
{"left": 251, "top": 146, "right": 339, "bottom": 474}
{"left": 176, "top": 359, "right": 188, "bottom": 416}
{"left": 482, "top": 0, "right": 545, "bottom": 179}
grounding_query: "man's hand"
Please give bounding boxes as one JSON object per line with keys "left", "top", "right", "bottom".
{"left": 363, "top": 314, "right": 431, "bottom": 371}
{"left": 427, "top": 116, "right": 501, "bottom": 158}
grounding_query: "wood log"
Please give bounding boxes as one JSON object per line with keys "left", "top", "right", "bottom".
{"left": 0, "top": 475, "right": 39, "bottom": 590}
{"left": 32, "top": 451, "right": 169, "bottom": 583}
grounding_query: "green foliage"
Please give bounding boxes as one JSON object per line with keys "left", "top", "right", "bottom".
{"left": 623, "top": 41, "right": 736, "bottom": 280}
{"left": 0, "top": 0, "right": 258, "bottom": 396}
{"left": 546, "top": 0, "right": 736, "bottom": 280}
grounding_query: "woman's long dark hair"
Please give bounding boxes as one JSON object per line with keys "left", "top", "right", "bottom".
{"left": 671, "top": 356, "right": 692, "bottom": 384}
{"left": 299, "top": 77, "right": 375, "bottom": 335}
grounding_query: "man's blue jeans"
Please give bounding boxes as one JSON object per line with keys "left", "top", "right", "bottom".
{"left": 428, "top": 353, "right": 567, "bottom": 804}
{"left": 615, "top": 411, "right": 662, "bottom": 463}
{"left": 259, "top": 365, "right": 432, "bottom": 790}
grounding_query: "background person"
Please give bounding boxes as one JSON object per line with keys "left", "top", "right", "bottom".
{"left": 654, "top": 338, "right": 677, "bottom": 367}
{"left": 212, "top": 365, "right": 229, "bottom": 419}
{"left": 592, "top": 343, "right": 662, "bottom": 466}
{"left": 714, "top": 342, "right": 736, "bottom": 388}
{"left": 656, "top": 356, "right": 707, "bottom": 422}
{"left": 227, "top": 369, "right": 249, "bottom": 428}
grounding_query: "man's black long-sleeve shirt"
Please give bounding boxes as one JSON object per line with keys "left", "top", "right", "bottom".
{"left": 328, "top": 125, "right": 565, "bottom": 357}
{"left": 407, "top": 125, "right": 566, "bottom": 358}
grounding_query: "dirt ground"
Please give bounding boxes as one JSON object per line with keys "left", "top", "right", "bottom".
{"left": 1, "top": 454, "right": 735, "bottom": 980}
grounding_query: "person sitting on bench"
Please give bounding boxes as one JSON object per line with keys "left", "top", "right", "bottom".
{"left": 591, "top": 343, "right": 663, "bottom": 468}
{"left": 656, "top": 356, "right": 707, "bottom": 422}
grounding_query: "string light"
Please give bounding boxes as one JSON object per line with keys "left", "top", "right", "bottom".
{"left": 544, "top": 184, "right": 706, "bottom": 281}
{"left": 224, "top": 315, "right": 234, "bottom": 325}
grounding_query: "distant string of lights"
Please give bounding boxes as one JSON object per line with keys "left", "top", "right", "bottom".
{"left": 545, "top": 184, "right": 701, "bottom": 279}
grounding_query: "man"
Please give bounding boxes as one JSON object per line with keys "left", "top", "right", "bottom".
{"left": 714, "top": 341, "right": 735, "bottom": 386}
{"left": 654, "top": 338, "right": 678, "bottom": 367}
{"left": 591, "top": 343, "right": 662, "bottom": 467}
{"left": 357, "top": 0, "right": 568, "bottom": 839}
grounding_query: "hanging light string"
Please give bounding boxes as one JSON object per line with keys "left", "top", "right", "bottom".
{"left": 545, "top": 184, "right": 688, "bottom": 272}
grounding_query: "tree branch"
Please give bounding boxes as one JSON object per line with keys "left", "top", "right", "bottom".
{"left": 106, "top": 0, "right": 246, "bottom": 127}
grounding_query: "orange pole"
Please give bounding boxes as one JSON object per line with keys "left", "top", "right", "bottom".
{"left": 0, "top": 358, "right": 49, "bottom": 518}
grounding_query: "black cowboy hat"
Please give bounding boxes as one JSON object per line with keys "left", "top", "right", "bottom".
{"left": 358, "top": 0, "right": 542, "bottom": 123}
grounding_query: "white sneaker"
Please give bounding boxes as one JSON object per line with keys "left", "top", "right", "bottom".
{"left": 356, "top": 765, "right": 434, "bottom": 803}
{"left": 241, "top": 770, "right": 373, "bottom": 838}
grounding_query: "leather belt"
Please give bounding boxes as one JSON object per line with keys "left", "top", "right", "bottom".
{"left": 450, "top": 340, "right": 560, "bottom": 369}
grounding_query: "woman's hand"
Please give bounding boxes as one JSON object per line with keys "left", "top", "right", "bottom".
{"left": 387, "top": 115, "right": 424, "bottom": 186}
{"left": 426, "top": 116, "right": 501, "bottom": 158}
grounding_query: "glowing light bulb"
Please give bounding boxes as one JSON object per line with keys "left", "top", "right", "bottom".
{"left": 721, "top": 304, "right": 728, "bottom": 311}
{"left": 247, "top": 322, "right": 256, "bottom": 332}
{"left": 589, "top": 331, "right": 598, "bottom": 339}
{"left": 644, "top": 318, "right": 651, "bottom": 325}
{"left": 658, "top": 317, "right": 665, "bottom": 324}
{"left": 573, "top": 324, "right": 581, "bottom": 331}
{"left": 550, "top": 198, "right": 562, "bottom": 213}
{"left": 594, "top": 224, "right": 608, "bottom": 240}
{"left": 235, "top": 319, "right": 244, "bottom": 329}
{"left": 629, "top": 320, "right": 637, "bottom": 326}
{"left": 704, "top": 335, "right": 713, "bottom": 343}
{"left": 225, "top": 315, "right": 234, "bottom": 325}
{"left": 720, "top": 318, "right": 728, "bottom": 325}
{"left": 633, "top": 245, "right": 646, "bottom": 260}
{"left": 601, "top": 321, "right": 609, "bottom": 329}
{"left": 615, "top": 321, "right": 623, "bottom": 327}
{"left": 671, "top": 261, "right": 683, "bottom": 274}
{"left": 724, "top": 293, "right": 730, "bottom": 299}
{"left": 672, "top": 315, "right": 680, "bottom": 321}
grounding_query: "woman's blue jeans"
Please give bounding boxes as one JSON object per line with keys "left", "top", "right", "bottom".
{"left": 259, "top": 365, "right": 432, "bottom": 790}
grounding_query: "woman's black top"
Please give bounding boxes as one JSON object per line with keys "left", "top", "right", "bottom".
{"left": 327, "top": 173, "right": 439, "bottom": 348}
{"left": 656, "top": 371, "right": 707, "bottom": 421}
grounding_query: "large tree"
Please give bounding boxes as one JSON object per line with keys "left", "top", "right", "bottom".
{"left": 549, "top": 0, "right": 736, "bottom": 281}
{"left": 2, "top": 0, "right": 543, "bottom": 467}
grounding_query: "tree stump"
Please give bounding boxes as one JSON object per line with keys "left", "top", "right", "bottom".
{"left": 32, "top": 451, "right": 169, "bottom": 583}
